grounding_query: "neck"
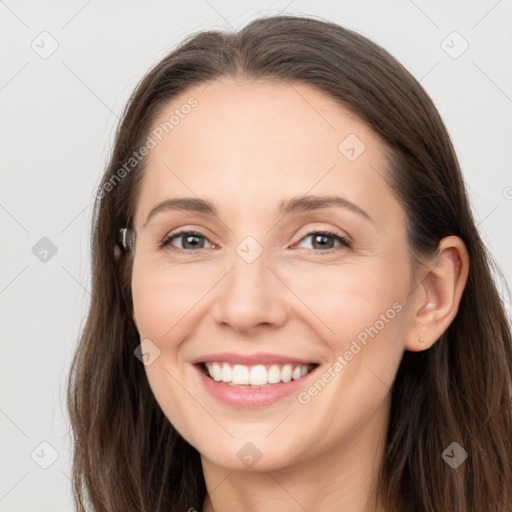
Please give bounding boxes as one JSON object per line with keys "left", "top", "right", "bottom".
{"left": 200, "top": 398, "right": 390, "bottom": 512}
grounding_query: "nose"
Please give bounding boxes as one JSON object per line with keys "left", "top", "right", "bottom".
{"left": 211, "top": 248, "right": 288, "bottom": 335}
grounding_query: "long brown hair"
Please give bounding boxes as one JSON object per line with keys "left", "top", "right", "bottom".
{"left": 67, "top": 14, "right": 512, "bottom": 511}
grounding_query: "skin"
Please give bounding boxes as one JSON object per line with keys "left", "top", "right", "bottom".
{"left": 129, "top": 78, "right": 469, "bottom": 512}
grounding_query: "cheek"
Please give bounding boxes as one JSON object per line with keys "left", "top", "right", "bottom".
{"left": 131, "top": 259, "right": 217, "bottom": 339}
{"left": 131, "top": 262, "right": 204, "bottom": 442}
{"left": 282, "top": 256, "right": 410, "bottom": 406}
{"left": 280, "top": 257, "right": 409, "bottom": 345}
{"left": 291, "top": 269, "right": 407, "bottom": 448}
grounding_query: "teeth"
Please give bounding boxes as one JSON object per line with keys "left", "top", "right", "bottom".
{"left": 281, "top": 364, "right": 292, "bottom": 383}
{"left": 211, "top": 363, "right": 222, "bottom": 381}
{"left": 204, "top": 362, "right": 312, "bottom": 386}
{"left": 267, "top": 364, "right": 281, "bottom": 384}
{"left": 232, "top": 364, "right": 249, "bottom": 385}
{"left": 249, "top": 365, "right": 267, "bottom": 385}
{"left": 221, "top": 363, "right": 232, "bottom": 383}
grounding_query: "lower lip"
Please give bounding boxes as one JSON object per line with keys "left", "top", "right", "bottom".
{"left": 193, "top": 364, "right": 317, "bottom": 408}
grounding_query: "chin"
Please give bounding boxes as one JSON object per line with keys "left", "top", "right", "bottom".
{"left": 200, "top": 447, "right": 299, "bottom": 473}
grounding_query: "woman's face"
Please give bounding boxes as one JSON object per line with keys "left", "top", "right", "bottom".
{"left": 131, "top": 78, "right": 417, "bottom": 471}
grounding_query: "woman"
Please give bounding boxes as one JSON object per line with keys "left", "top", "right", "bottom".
{"left": 67, "top": 14, "right": 512, "bottom": 512}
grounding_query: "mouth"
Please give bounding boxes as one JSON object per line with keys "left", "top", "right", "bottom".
{"left": 197, "top": 361, "right": 319, "bottom": 388}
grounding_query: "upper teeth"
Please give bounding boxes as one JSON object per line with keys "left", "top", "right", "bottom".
{"left": 204, "top": 362, "right": 311, "bottom": 386}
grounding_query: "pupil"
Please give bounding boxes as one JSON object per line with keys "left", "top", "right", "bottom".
{"left": 184, "top": 235, "right": 203, "bottom": 249}
{"left": 313, "top": 234, "right": 332, "bottom": 249}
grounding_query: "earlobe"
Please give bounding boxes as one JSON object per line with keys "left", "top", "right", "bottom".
{"left": 405, "top": 236, "right": 469, "bottom": 352}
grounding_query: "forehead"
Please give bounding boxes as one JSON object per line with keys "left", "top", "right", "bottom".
{"left": 133, "top": 78, "right": 401, "bottom": 229}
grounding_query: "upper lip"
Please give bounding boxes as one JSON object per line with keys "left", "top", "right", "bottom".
{"left": 191, "top": 352, "right": 318, "bottom": 366}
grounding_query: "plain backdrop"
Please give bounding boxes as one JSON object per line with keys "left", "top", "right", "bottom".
{"left": 1, "top": 1, "right": 511, "bottom": 510}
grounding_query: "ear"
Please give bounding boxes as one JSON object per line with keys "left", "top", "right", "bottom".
{"left": 404, "top": 235, "right": 469, "bottom": 352}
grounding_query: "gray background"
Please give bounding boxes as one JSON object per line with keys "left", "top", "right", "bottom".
{"left": 1, "top": 0, "right": 511, "bottom": 510}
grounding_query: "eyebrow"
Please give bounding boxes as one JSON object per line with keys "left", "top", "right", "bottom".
{"left": 142, "top": 194, "right": 371, "bottom": 227}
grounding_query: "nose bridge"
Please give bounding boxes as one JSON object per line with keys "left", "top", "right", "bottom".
{"left": 211, "top": 235, "right": 288, "bottom": 332}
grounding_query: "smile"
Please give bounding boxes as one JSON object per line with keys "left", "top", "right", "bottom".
{"left": 191, "top": 352, "right": 320, "bottom": 407}
{"left": 202, "top": 362, "right": 315, "bottom": 387}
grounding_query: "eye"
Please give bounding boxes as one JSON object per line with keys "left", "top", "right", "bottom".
{"left": 294, "top": 230, "right": 351, "bottom": 252}
{"left": 160, "top": 230, "right": 215, "bottom": 251}
{"left": 160, "top": 229, "right": 351, "bottom": 254}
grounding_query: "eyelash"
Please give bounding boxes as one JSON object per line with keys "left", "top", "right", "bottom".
{"left": 160, "top": 229, "right": 351, "bottom": 255}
